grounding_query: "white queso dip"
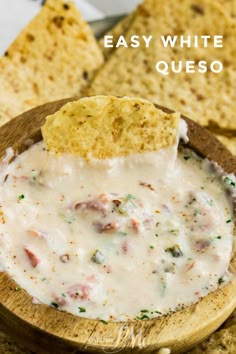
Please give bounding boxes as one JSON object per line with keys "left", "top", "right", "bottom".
{"left": 0, "top": 126, "right": 235, "bottom": 322}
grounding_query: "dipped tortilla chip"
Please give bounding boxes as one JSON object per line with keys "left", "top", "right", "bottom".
{"left": 42, "top": 95, "right": 180, "bottom": 159}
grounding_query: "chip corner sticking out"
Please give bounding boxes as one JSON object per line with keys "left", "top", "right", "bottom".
{"left": 42, "top": 96, "right": 180, "bottom": 159}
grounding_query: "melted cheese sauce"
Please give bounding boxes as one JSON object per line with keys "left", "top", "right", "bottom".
{"left": 0, "top": 140, "right": 234, "bottom": 321}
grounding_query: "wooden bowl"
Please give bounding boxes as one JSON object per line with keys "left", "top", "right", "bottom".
{"left": 0, "top": 97, "right": 235, "bottom": 354}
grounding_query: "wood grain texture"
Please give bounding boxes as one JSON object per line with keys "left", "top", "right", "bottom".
{"left": 0, "top": 97, "right": 235, "bottom": 354}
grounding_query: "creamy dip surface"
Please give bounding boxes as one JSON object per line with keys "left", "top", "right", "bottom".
{"left": 0, "top": 136, "right": 235, "bottom": 322}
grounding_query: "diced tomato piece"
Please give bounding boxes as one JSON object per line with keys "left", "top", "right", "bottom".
{"left": 98, "top": 193, "right": 109, "bottom": 204}
{"left": 67, "top": 284, "right": 91, "bottom": 300}
{"left": 74, "top": 193, "right": 109, "bottom": 213}
{"left": 86, "top": 274, "right": 96, "bottom": 282}
{"left": 122, "top": 241, "right": 129, "bottom": 254}
{"left": 24, "top": 248, "right": 40, "bottom": 268}
{"left": 94, "top": 221, "right": 120, "bottom": 233}
{"left": 104, "top": 265, "right": 112, "bottom": 274}
{"left": 131, "top": 218, "right": 140, "bottom": 232}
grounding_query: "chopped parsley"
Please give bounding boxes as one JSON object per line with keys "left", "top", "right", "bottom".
{"left": 63, "top": 212, "right": 76, "bottom": 224}
{"left": 154, "top": 310, "right": 162, "bottom": 315}
{"left": 218, "top": 277, "right": 224, "bottom": 285}
{"left": 15, "top": 287, "right": 21, "bottom": 291}
{"left": 155, "top": 233, "right": 159, "bottom": 237}
{"left": 136, "top": 314, "right": 149, "bottom": 320}
{"left": 18, "top": 194, "right": 25, "bottom": 201}
{"left": 31, "top": 170, "right": 39, "bottom": 181}
{"left": 184, "top": 156, "right": 191, "bottom": 160}
{"left": 51, "top": 302, "right": 59, "bottom": 309}
{"left": 224, "top": 177, "right": 236, "bottom": 188}
{"left": 125, "top": 194, "right": 137, "bottom": 209}
{"left": 118, "top": 231, "right": 127, "bottom": 237}
{"left": 99, "top": 319, "right": 108, "bottom": 324}
{"left": 226, "top": 219, "right": 232, "bottom": 224}
{"left": 137, "top": 309, "right": 161, "bottom": 320}
{"left": 149, "top": 245, "right": 154, "bottom": 249}
{"left": 215, "top": 236, "right": 222, "bottom": 239}
{"left": 207, "top": 199, "right": 214, "bottom": 206}
{"left": 78, "top": 307, "right": 86, "bottom": 313}
{"left": 126, "top": 194, "right": 136, "bottom": 200}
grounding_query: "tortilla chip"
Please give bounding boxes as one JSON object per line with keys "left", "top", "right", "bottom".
{"left": 217, "top": 0, "right": 236, "bottom": 19}
{"left": 187, "top": 324, "right": 236, "bottom": 353}
{"left": 100, "top": 0, "right": 236, "bottom": 61}
{"left": 42, "top": 95, "right": 180, "bottom": 159}
{"left": 216, "top": 135, "right": 236, "bottom": 155}
{"left": 99, "top": 14, "right": 134, "bottom": 60}
{"left": 87, "top": 0, "right": 236, "bottom": 130}
{"left": 0, "top": 0, "right": 103, "bottom": 126}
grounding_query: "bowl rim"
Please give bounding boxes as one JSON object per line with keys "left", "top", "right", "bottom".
{"left": 0, "top": 96, "right": 235, "bottom": 354}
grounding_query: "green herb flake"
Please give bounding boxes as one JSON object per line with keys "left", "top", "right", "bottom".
{"left": 126, "top": 194, "right": 136, "bottom": 200}
{"left": 100, "top": 319, "right": 108, "bottom": 324}
{"left": 15, "top": 287, "right": 21, "bottom": 291}
{"left": 140, "top": 309, "right": 149, "bottom": 313}
{"left": 61, "top": 293, "right": 66, "bottom": 298}
{"left": 149, "top": 245, "right": 154, "bottom": 249}
{"left": 51, "top": 302, "right": 59, "bottom": 309}
{"left": 215, "top": 236, "right": 222, "bottom": 239}
{"left": 125, "top": 194, "right": 137, "bottom": 209}
{"left": 63, "top": 213, "right": 76, "bottom": 224}
{"left": 193, "top": 209, "right": 200, "bottom": 216}
{"left": 218, "top": 277, "right": 224, "bottom": 285}
{"left": 155, "top": 234, "right": 159, "bottom": 237}
{"left": 226, "top": 219, "right": 232, "bottom": 224}
{"left": 32, "top": 172, "right": 37, "bottom": 181}
{"left": 118, "top": 231, "right": 127, "bottom": 237}
{"left": 18, "top": 194, "right": 25, "bottom": 201}
{"left": 136, "top": 314, "right": 149, "bottom": 320}
{"left": 224, "top": 177, "right": 236, "bottom": 188}
{"left": 184, "top": 156, "right": 191, "bottom": 161}
{"left": 78, "top": 307, "right": 86, "bottom": 313}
